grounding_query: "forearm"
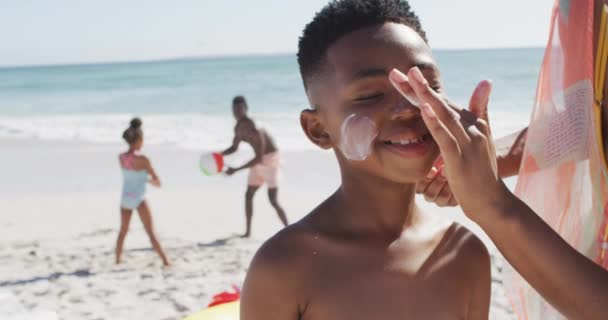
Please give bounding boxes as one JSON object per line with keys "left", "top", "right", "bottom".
{"left": 145, "top": 162, "right": 160, "bottom": 181}
{"left": 222, "top": 146, "right": 237, "bottom": 156}
{"left": 149, "top": 172, "right": 159, "bottom": 181}
{"left": 478, "top": 192, "right": 608, "bottom": 319}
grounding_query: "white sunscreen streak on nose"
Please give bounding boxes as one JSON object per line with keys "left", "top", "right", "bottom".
{"left": 339, "top": 114, "right": 378, "bottom": 161}
{"left": 390, "top": 75, "right": 421, "bottom": 108}
{"left": 392, "top": 103, "right": 407, "bottom": 113}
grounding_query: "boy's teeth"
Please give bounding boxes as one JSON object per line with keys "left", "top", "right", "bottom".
{"left": 390, "top": 138, "right": 422, "bottom": 145}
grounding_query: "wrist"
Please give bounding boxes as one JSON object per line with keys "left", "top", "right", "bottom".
{"left": 465, "top": 181, "right": 516, "bottom": 226}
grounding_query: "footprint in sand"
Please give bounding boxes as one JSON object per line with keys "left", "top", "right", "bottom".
{"left": 138, "top": 289, "right": 155, "bottom": 296}
{"left": 171, "top": 299, "right": 190, "bottom": 313}
{"left": 25, "top": 302, "right": 38, "bottom": 309}
{"left": 101, "top": 289, "right": 116, "bottom": 297}
{"left": 69, "top": 297, "right": 84, "bottom": 304}
{"left": 77, "top": 228, "right": 114, "bottom": 239}
{"left": 33, "top": 290, "right": 50, "bottom": 297}
{"left": 13, "top": 241, "right": 39, "bottom": 250}
{"left": 192, "top": 292, "right": 208, "bottom": 299}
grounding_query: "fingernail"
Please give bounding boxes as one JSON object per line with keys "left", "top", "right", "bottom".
{"left": 426, "top": 167, "right": 438, "bottom": 179}
{"left": 484, "top": 80, "right": 493, "bottom": 99}
{"left": 422, "top": 103, "right": 436, "bottom": 118}
{"left": 409, "top": 67, "right": 427, "bottom": 85}
{"left": 475, "top": 80, "right": 493, "bottom": 98}
{"left": 389, "top": 69, "right": 409, "bottom": 83}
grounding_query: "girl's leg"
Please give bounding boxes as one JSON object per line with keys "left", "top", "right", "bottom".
{"left": 137, "top": 200, "right": 170, "bottom": 266}
{"left": 115, "top": 209, "right": 133, "bottom": 264}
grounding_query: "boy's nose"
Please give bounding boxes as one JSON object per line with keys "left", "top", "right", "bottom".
{"left": 389, "top": 98, "right": 420, "bottom": 121}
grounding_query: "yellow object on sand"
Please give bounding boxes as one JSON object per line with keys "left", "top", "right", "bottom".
{"left": 183, "top": 301, "right": 239, "bottom": 320}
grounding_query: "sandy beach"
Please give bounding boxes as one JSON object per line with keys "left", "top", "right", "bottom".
{"left": 0, "top": 138, "right": 515, "bottom": 319}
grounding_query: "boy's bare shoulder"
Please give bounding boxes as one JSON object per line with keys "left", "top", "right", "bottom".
{"left": 438, "top": 222, "right": 491, "bottom": 276}
{"left": 456, "top": 223, "right": 489, "bottom": 259}
{"left": 422, "top": 212, "right": 489, "bottom": 260}
{"left": 242, "top": 220, "right": 318, "bottom": 315}
{"left": 249, "top": 220, "right": 317, "bottom": 274}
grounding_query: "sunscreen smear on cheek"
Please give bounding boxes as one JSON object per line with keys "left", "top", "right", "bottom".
{"left": 338, "top": 113, "right": 378, "bottom": 161}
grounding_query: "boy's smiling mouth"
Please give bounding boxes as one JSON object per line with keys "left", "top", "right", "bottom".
{"left": 379, "top": 132, "right": 434, "bottom": 157}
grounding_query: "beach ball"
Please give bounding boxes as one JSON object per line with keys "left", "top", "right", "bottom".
{"left": 200, "top": 152, "right": 224, "bottom": 176}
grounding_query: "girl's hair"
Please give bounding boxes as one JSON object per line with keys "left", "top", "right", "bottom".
{"left": 122, "top": 118, "right": 143, "bottom": 145}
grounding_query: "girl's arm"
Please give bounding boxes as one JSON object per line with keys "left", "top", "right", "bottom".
{"left": 143, "top": 156, "right": 161, "bottom": 187}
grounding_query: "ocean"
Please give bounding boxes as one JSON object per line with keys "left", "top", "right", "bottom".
{"left": 0, "top": 48, "right": 543, "bottom": 151}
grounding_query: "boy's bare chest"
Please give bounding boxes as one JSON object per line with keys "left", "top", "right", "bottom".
{"left": 298, "top": 247, "right": 470, "bottom": 320}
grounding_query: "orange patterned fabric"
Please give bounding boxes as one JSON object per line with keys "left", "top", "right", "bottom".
{"left": 504, "top": 0, "right": 608, "bottom": 319}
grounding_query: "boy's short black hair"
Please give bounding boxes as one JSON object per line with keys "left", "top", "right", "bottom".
{"left": 297, "top": 0, "right": 427, "bottom": 88}
{"left": 233, "top": 95, "right": 247, "bottom": 106}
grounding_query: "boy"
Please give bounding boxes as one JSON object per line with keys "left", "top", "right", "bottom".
{"left": 241, "top": 1, "right": 491, "bottom": 319}
{"left": 222, "top": 96, "right": 289, "bottom": 238}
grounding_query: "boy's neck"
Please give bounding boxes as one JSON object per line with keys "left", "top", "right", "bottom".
{"left": 332, "top": 170, "right": 421, "bottom": 240}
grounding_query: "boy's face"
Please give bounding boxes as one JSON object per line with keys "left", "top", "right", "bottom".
{"left": 303, "top": 22, "right": 442, "bottom": 183}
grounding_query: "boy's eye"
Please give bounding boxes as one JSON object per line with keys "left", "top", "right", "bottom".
{"left": 354, "top": 93, "right": 384, "bottom": 102}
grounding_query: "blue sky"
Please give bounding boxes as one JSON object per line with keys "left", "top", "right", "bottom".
{"left": 0, "top": 0, "right": 552, "bottom": 67}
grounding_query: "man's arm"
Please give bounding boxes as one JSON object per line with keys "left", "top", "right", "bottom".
{"left": 222, "top": 135, "right": 241, "bottom": 156}
{"left": 226, "top": 123, "right": 265, "bottom": 174}
{"left": 231, "top": 146, "right": 263, "bottom": 172}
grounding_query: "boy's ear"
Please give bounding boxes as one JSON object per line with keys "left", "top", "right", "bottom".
{"left": 300, "top": 109, "right": 332, "bottom": 149}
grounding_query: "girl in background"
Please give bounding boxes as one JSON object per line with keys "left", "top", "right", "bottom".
{"left": 115, "top": 118, "right": 170, "bottom": 267}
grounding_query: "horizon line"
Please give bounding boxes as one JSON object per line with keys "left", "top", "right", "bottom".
{"left": 0, "top": 46, "right": 544, "bottom": 70}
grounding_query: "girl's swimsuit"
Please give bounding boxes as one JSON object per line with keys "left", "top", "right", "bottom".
{"left": 120, "top": 152, "right": 148, "bottom": 210}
